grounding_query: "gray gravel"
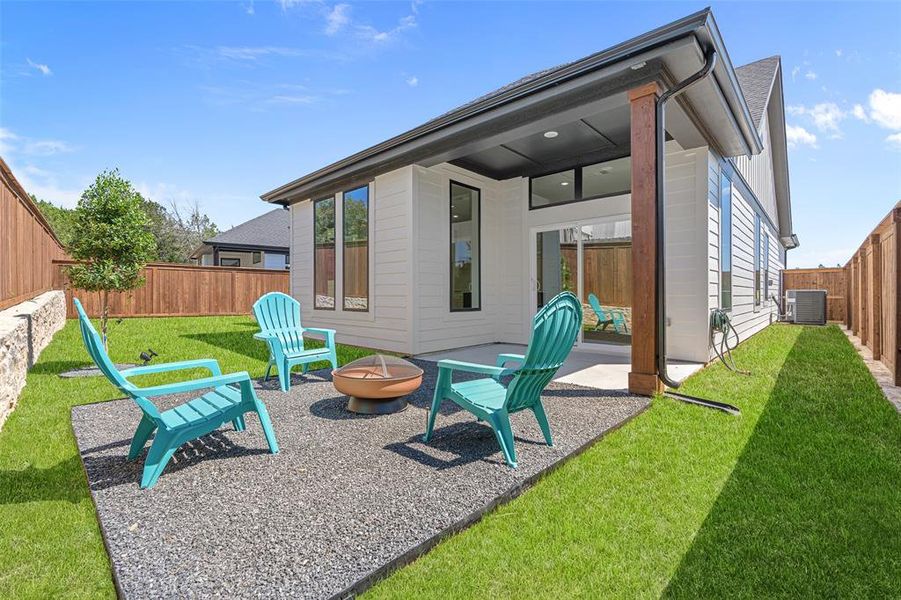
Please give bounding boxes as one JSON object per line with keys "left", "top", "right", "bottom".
{"left": 72, "top": 361, "right": 648, "bottom": 599}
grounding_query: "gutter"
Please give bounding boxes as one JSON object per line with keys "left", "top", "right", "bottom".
{"left": 656, "top": 47, "right": 718, "bottom": 390}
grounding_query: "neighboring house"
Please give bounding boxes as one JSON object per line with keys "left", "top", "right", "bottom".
{"left": 191, "top": 208, "right": 290, "bottom": 269}
{"left": 261, "top": 8, "right": 798, "bottom": 395}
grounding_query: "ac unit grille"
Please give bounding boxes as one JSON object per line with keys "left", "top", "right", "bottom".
{"left": 787, "top": 290, "right": 827, "bottom": 325}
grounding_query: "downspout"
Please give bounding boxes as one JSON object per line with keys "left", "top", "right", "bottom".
{"left": 656, "top": 48, "right": 718, "bottom": 389}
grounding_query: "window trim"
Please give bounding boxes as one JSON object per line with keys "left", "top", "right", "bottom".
{"left": 528, "top": 155, "right": 632, "bottom": 211}
{"left": 342, "top": 184, "right": 370, "bottom": 313}
{"left": 313, "top": 195, "right": 336, "bottom": 311}
{"left": 449, "top": 179, "right": 482, "bottom": 312}
{"left": 763, "top": 230, "right": 770, "bottom": 303}
{"left": 754, "top": 213, "right": 762, "bottom": 307}
{"left": 220, "top": 257, "right": 240, "bottom": 267}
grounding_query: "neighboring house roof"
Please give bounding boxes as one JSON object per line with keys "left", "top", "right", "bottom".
{"left": 735, "top": 56, "right": 780, "bottom": 130}
{"left": 203, "top": 208, "right": 290, "bottom": 251}
{"left": 262, "top": 8, "right": 765, "bottom": 204}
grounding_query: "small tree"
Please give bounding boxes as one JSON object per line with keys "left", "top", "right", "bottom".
{"left": 66, "top": 170, "right": 156, "bottom": 349}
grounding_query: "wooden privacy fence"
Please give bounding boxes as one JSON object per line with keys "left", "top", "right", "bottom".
{"left": 560, "top": 242, "right": 633, "bottom": 306}
{"left": 846, "top": 202, "right": 900, "bottom": 386}
{"left": 54, "top": 260, "right": 290, "bottom": 318}
{"left": 0, "top": 158, "right": 67, "bottom": 311}
{"left": 781, "top": 268, "right": 847, "bottom": 322}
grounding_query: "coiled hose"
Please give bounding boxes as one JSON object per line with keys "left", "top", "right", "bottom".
{"left": 709, "top": 309, "right": 751, "bottom": 376}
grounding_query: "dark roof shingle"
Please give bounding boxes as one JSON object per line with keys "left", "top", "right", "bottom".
{"left": 206, "top": 208, "right": 289, "bottom": 249}
{"left": 735, "top": 56, "right": 780, "bottom": 130}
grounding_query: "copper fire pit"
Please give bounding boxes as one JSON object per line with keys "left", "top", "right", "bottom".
{"left": 332, "top": 354, "right": 423, "bottom": 414}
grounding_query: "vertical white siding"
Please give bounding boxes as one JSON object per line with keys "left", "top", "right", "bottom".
{"left": 731, "top": 112, "right": 779, "bottom": 225}
{"left": 289, "top": 166, "right": 413, "bottom": 352}
{"left": 664, "top": 147, "right": 712, "bottom": 362}
{"left": 413, "top": 164, "right": 503, "bottom": 354}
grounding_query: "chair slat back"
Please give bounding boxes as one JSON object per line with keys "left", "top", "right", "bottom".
{"left": 588, "top": 293, "right": 610, "bottom": 321}
{"left": 253, "top": 292, "right": 305, "bottom": 354}
{"left": 73, "top": 299, "right": 161, "bottom": 420}
{"left": 505, "top": 292, "right": 582, "bottom": 412}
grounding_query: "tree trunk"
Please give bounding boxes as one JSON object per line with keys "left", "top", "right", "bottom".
{"left": 101, "top": 289, "right": 109, "bottom": 352}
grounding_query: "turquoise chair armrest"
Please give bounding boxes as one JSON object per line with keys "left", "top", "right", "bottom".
{"left": 437, "top": 359, "right": 510, "bottom": 378}
{"left": 121, "top": 359, "right": 223, "bottom": 379}
{"left": 136, "top": 371, "right": 251, "bottom": 397}
{"left": 495, "top": 353, "right": 525, "bottom": 369}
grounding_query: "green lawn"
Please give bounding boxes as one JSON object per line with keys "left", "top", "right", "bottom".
{"left": 1, "top": 321, "right": 898, "bottom": 598}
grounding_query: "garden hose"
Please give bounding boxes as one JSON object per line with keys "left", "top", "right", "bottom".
{"left": 662, "top": 309, "right": 746, "bottom": 416}
{"left": 709, "top": 309, "right": 751, "bottom": 376}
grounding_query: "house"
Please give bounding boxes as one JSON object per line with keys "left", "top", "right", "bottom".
{"left": 191, "top": 208, "right": 290, "bottom": 269}
{"left": 260, "top": 8, "right": 798, "bottom": 396}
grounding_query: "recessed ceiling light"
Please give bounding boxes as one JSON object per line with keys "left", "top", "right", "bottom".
{"left": 630, "top": 61, "right": 647, "bottom": 70}
{"left": 560, "top": 181, "right": 569, "bottom": 186}
{"left": 543, "top": 131, "right": 559, "bottom": 139}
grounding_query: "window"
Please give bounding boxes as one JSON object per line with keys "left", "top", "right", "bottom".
{"left": 252, "top": 251, "right": 262, "bottom": 264}
{"left": 220, "top": 257, "right": 240, "bottom": 267}
{"left": 450, "top": 181, "right": 480, "bottom": 311}
{"left": 754, "top": 213, "right": 761, "bottom": 307}
{"left": 763, "top": 231, "right": 770, "bottom": 303}
{"left": 343, "top": 185, "right": 369, "bottom": 311}
{"left": 530, "top": 157, "right": 630, "bottom": 209}
{"left": 314, "top": 196, "right": 336, "bottom": 309}
{"left": 720, "top": 173, "right": 732, "bottom": 310}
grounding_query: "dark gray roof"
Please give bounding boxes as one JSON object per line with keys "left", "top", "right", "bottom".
{"left": 735, "top": 56, "right": 780, "bottom": 130}
{"left": 206, "top": 208, "right": 289, "bottom": 249}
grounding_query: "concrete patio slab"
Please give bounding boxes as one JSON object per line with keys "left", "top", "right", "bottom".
{"left": 415, "top": 343, "right": 704, "bottom": 390}
{"left": 72, "top": 361, "right": 648, "bottom": 599}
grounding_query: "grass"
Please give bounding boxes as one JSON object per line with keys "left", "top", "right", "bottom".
{"left": 366, "top": 324, "right": 901, "bottom": 598}
{"left": 0, "top": 315, "right": 379, "bottom": 599}
{"left": 1, "top": 321, "right": 898, "bottom": 598}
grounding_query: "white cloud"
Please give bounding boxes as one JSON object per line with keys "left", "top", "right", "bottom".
{"left": 868, "top": 89, "right": 901, "bottom": 131}
{"left": 786, "top": 124, "right": 818, "bottom": 149}
{"left": 835, "top": 49, "right": 843, "bottom": 57}
{"left": 0, "top": 128, "right": 19, "bottom": 153}
{"left": 406, "top": 75, "right": 418, "bottom": 87}
{"left": 357, "top": 14, "right": 417, "bottom": 43}
{"left": 851, "top": 104, "right": 869, "bottom": 122}
{"left": 324, "top": 3, "right": 351, "bottom": 35}
{"left": 26, "top": 58, "right": 52, "bottom": 76}
{"left": 24, "top": 139, "right": 74, "bottom": 156}
{"left": 791, "top": 66, "right": 800, "bottom": 81}
{"left": 243, "top": 1, "right": 255, "bottom": 15}
{"left": 267, "top": 94, "right": 319, "bottom": 105}
{"left": 805, "top": 70, "right": 817, "bottom": 80}
{"left": 788, "top": 102, "right": 845, "bottom": 133}
{"left": 886, "top": 132, "right": 901, "bottom": 150}
{"left": 7, "top": 158, "right": 83, "bottom": 208}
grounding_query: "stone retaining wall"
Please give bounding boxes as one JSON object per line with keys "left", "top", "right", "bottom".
{"left": 0, "top": 290, "right": 66, "bottom": 431}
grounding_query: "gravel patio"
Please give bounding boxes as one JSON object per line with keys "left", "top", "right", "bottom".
{"left": 72, "top": 360, "right": 648, "bottom": 599}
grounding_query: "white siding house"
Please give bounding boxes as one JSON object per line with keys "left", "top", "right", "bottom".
{"left": 266, "top": 9, "right": 798, "bottom": 394}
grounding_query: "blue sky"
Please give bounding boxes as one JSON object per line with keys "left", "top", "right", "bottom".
{"left": 1, "top": 1, "right": 899, "bottom": 267}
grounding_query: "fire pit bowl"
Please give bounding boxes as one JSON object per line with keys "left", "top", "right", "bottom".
{"left": 332, "top": 354, "right": 424, "bottom": 414}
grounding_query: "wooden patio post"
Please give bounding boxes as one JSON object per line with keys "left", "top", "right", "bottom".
{"left": 870, "top": 234, "right": 882, "bottom": 361}
{"left": 627, "top": 82, "right": 663, "bottom": 396}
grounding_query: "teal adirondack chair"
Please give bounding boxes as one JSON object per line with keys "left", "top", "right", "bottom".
{"left": 587, "top": 292, "right": 629, "bottom": 334}
{"left": 424, "top": 291, "right": 582, "bottom": 468}
{"left": 252, "top": 292, "right": 338, "bottom": 392}
{"left": 73, "top": 298, "right": 279, "bottom": 489}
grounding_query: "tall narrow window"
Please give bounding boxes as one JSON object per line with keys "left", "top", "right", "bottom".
{"left": 754, "top": 213, "right": 762, "bottom": 306}
{"left": 343, "top": 185, "right": 369, "bottom": 311}
{"left": 314, "top": 197, "right": 336, "bottom": 309}
{"left": 763, "top": 231, "right": 770, "bottom": 303}
{"left": 720, "top": 173, "right": 732, "bottom": 310}
{"left": 450, "top": 181, "right": 480, "bottom": 311}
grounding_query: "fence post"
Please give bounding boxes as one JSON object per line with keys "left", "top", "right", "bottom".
{"left": 894, "top": 207, "right": 901, "bottom": 386}
{"left": 870, "top": 234, "right": 882, "bottom": 361}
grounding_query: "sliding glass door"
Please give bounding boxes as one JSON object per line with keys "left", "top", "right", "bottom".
{"left": 532, "top": 215, "right": 632, "bottom": 348}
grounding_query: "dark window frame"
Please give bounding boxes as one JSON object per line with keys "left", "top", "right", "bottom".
{"left": 528, "top": 155, "right": 631, "bottom": 211}
{"left": 449, "top": 180, "right": 482, "bottom": 312}
{"left": 754, "top": 213, "right": 762, "bottom": 307}
{"left": 220, "top": 257, "right": 240, "bottom": 267}
{"left": 763, "top": 231, "right": 770, "bottom": 303}
{"left": 313, "top": 195, "right": 336, "bottom": 311}
{"left": 342, "top": 184, "right": 370, "bottom": 313}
